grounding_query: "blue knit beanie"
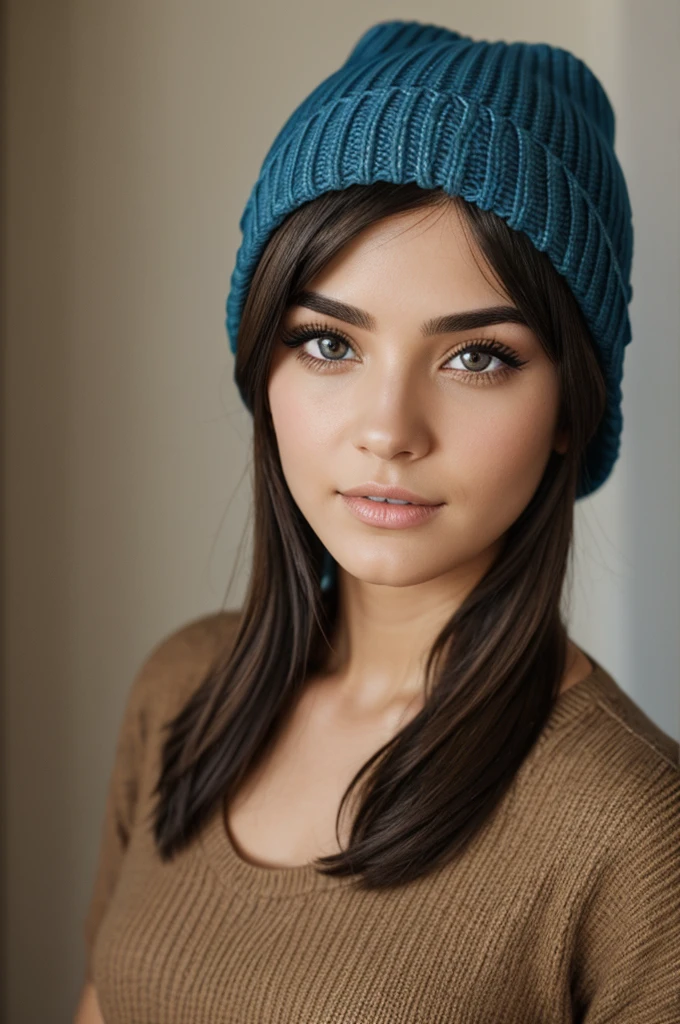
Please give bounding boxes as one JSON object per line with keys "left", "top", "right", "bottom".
{"left": 225, "top": 20, "right": 634, "bottom": 587}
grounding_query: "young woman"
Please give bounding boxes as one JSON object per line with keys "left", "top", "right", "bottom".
{"left": 76, "top": 19, "right": 679, "bottom": 1024}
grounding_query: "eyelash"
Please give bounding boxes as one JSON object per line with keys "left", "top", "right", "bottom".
{"left": 279, "top": 320, "right": 529, "bottom": 384}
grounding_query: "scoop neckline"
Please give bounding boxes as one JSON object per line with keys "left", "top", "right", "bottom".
{"left": 198, "top": 654, "right": 611, "bottom": 900}
{"left": 198, "top": 788, "right": 359, "bottom": 899}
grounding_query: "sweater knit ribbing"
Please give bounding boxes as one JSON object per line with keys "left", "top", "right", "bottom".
{"left": 83, "top": 610, "right": 680, "bottom": 1023}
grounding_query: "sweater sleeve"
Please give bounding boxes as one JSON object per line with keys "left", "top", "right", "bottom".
{"left": 574, "top": 757, "right": 680, "bottom": 1024}
{"left": 82, "top": 648, "right": 153, "bottom": 983}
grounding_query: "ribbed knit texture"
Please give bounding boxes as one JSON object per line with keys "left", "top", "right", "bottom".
{"left": 83, "top": 611, "right": 679, "bottom": 1023}
{"left": 225, "top": 19, "right": 635, "bottom": 501}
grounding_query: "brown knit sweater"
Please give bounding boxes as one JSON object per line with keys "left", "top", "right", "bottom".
{"left": 83, "top": 610, "right": 680, "bottom": 1023}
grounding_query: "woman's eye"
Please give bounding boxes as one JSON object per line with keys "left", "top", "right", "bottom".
{"left": 303, "top": 341, "right": 509, "bottom": 376}
{"left": 446, "top": 349, "right": 503, "bottom": 374}
{"left": 304, "top": 335, "right": 355, "bottom": 362}
{"left": 298, "top": 337, "right": 506, "bottom": 372}
{"left": 282, "top": 323, "right": 527, "bottom": 380}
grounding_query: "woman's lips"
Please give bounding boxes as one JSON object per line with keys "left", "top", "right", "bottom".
{"left": 339, "top": 494, "right": 445, "bottom": 529}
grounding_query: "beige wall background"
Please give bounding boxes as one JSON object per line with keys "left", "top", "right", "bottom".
{"left": 3, "top": 1, "right": 678, "bottom": 1020}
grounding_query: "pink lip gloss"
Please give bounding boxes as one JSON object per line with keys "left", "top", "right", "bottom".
{"left": 340, "top": 495, "right": 444, "bottom": 529}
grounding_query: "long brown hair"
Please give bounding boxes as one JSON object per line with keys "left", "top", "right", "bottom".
{"left": 150, "top": 182, "right": 607, "bottom": 888}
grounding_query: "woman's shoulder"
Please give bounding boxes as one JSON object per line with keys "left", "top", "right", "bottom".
{"left": 128, "top": 608, "right": 244, "bottom": 726}
{"left": 146, "top": 607, "right": 242, "bottom": 672}
{"left": 531, "top": 660, "right": 679, "bottom": 858}
{"left": 576, "top": 660, "right": 679, "bottom": 774}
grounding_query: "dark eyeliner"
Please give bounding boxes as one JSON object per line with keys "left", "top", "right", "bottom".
{"left": 279, "top": 320, "right": 353, "bottom": 350}
{"left": 443, "top": 338, "right": 529, "bottom": 370}
{"left": 279, "top": 319, "right": 529, "bottom": 371}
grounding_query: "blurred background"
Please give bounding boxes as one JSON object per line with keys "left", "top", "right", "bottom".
{"left": 1, "top": 1, "right": 678, "bottom": 1019}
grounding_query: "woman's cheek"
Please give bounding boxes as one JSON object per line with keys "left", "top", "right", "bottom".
{"left": 449, "top": 389, "right": 558, "bottom": 514}
{"left": 268, "top": 388, "right": 337, "bottom": 514}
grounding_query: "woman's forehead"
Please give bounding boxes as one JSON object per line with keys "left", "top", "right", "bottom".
{"left": 299, "top": 210, "right": 512, "bottom": 321}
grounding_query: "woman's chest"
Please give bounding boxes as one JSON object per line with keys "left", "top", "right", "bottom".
{"left": 226, "top": 683, "right": 421, "bottom": 867}
{"left": 93, "top": 813, "right": 580, "bottom": 1024}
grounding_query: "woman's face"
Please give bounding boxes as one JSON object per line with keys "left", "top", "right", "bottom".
{"left": 267, "top": 201, "right": 566, "bottom": 590}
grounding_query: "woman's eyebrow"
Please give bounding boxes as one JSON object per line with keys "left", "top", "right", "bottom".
{"left": 289, "top": 290, "right": 528, "bottom": 334}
